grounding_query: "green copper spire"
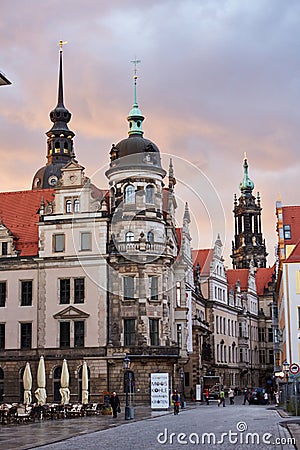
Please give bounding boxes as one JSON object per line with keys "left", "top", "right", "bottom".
{"left": 127, "top": 59, "right": 144, "bottom": 136}
{"left": 239, "top": 153, "right": 254, "bottom": 196}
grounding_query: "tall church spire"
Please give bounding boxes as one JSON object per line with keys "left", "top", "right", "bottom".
{"left": 46, "top": 40, "right": 75, "bottom": 164}
{"left": 32, "top": 41, "right": 76, "bottom": 190}
{"left": 231, "top": 156, "right": 267, "bottom": 269}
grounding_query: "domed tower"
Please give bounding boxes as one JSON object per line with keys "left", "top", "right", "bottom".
{"left": 105, "top": 64, "right": 181, "bottom": 366}
{"left": 231, "top": 155, "right": 267, "bottom": 269}
{"left": 32, "top": 42, "right": 76, "bottom": 189}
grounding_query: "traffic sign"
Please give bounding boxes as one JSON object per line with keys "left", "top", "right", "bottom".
{"left": 289, "top": 363, "right": 300, "bottom": 375}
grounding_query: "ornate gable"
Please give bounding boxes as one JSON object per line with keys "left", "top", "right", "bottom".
{"left": 53, "top": 305, "right": 90, "bottom": 320}
{"left": 59, "top": 159, "right": 86, "bottom": 189}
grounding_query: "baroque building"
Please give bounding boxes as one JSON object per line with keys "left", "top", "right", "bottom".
{"left": 0, "top": 48, "right": 191, "bottom": 404}
{"left": 0, "top": 48, "right": 277, "bottom": 405}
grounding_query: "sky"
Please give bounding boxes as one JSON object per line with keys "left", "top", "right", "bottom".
{"left": 1, "top": 0, "right": 300, "bottom": 267}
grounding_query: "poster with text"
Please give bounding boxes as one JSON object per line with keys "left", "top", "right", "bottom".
{"left": 151, "top": 373, "right": 169, "bottom": 409}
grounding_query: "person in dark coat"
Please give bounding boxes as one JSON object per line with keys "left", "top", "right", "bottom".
{"left": 109, "top": 391, "right": 120, "bottom": 418}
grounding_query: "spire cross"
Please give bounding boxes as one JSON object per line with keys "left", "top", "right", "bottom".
{"left": 59, "top": 40, "right": 68, "bottom": 53}
{"left": 130, "top": 58, "right": 141, "bottom": 78}
{"left": 130, "top": 58, "right": 141, "bottom": 106}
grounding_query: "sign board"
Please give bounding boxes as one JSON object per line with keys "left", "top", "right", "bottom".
{"left": 196, "top": 384, "right": 201, "bottom": 401}
{"left": 151, "top": 373, "right": 169, "bottom": 409}
{"left": 290, "top": 363, "right": 300, "bottom": 375}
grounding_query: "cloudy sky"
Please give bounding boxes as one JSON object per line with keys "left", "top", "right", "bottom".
{"left": 1, "top": 0, "right": 300, "bottom": 267}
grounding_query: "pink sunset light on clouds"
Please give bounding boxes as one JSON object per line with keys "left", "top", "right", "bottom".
{"left": 1, "top": 0, "right": 300, "bottom": 266}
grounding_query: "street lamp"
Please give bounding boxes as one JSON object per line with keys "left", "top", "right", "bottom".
{"left": 123, "top": 355, "right": 131, "bottom": 420}
{"left": 282, "top": 361, "right": 290, "bottom": 409}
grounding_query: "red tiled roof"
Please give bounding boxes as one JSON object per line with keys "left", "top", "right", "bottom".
{"left": 286, "top": 239, "right": 300, "bottom": 263}
{"left": 192, "top": 249, "right": 213, "bottom": 276}
{"left": 226, "top": 269, "right": 249, "bottom": 291}
{"left": 175, "top": 228, "right": 182, "bottom": 249}
{"left": 255, "top": 266, "right": 275, "bottom": 295}
{"left": 0, "top": 189, "right": 54, "bottom": 256}
{"left": 282, "top": 206, "right": 300, "bottom": 244}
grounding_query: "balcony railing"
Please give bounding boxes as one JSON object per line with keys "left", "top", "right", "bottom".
{"left": 109, "top": 240, "right": 172, "bottom": 256}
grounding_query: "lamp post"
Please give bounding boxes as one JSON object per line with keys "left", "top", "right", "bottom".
{"left": 123, "top": 355, "right": 131, "bottom": 420}
{"left": 282, "top": 361, "right": 290, "bottom": 409}
{"left": 179, "top": 368, "right": 185, "bottom": 408}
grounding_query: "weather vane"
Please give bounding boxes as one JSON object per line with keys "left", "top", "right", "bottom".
{"left": 59, "top": 40, "right": 68, "bottom": 52}
{"left": 130, "top": 58, "right": 141, "bottom": 80}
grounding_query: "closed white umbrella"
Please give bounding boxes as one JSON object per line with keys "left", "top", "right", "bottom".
{"left": 35, "top": 356, "right": 47, "bottom": 405}
{"left": 23, "top": 362, "right": 32, "bottom": 405}
{"left": 82, "top": 361, "right": 89, "bottom": 404}
{"left": 59, "top": 359, "right": 70, "bottom": 405}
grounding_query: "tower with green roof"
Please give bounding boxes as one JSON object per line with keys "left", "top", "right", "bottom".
{"left": 231, "top": 155, "right": 267, "bottom": 269}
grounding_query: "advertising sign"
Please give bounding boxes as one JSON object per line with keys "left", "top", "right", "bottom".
{"left": 151, "top": 373, "right": 169, "bottom": 409}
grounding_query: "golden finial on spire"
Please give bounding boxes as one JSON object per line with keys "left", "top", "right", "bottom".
{"left": 59, "top": 40, "right": 68, "bottom": 52}
{"left": 244, "top": 151, "right": 247, "bottom": 161}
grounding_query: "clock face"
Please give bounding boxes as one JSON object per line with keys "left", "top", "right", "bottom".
{"left": 48, "top": 175, "right": 58, "bottom": 186}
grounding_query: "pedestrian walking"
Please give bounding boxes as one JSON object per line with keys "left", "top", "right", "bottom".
{"left": 172, "top": 390, "right": 180, "bottom": 415}
{"left": 109, "top": 391, "right": 121, "bottom": 418}
{"left": 228, "top": 388, "right": 234, "bottom": 405}
{"left": 243, "top": 388, "right": 250, "bottom": 405}
{"left": 218, "top": 388, "right": 225, "bottom": 407}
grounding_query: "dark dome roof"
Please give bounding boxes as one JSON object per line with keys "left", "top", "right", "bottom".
{"left": 115, "top": 135, "right": 160, "bottom": 158}
{"left": 32, "top": 163, "right": 66, "bottom": 189}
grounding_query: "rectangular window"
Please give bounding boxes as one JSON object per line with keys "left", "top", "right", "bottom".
{"left": 21, "top": 281, "right": 32, "bottom": 306}
{"left": 284, "top": 224, "right": 291, "bottom": 239}
{"left": 1, "top": 242, "right": 7, "bottom": 256}
{"left": 0, "top": 324, "right": 5, "bottom": 349}
{"left": 258, "top": 327, "right": 266, "bottom": 342}
{"left": 60, "top": 279, "right": 70, "bottom": 304}
{"left": 80, "top": 232, "right": 91, "bottom": 251}
{"left": 74, "top": 278, "right": 85, "bottom": 303}
{"left": 149, "top": 318, "right": 159, "bottom": 346}
{"left": 177, "top": 323, "right": 182, "bottom": 347}
{"left": 296, "top": 271, "right": 300, "bottom": 294}
{"left": 259, "top": 349, "right": 266, "bottom": 364}
{"left": 20, "top": 323, "right": 32, "bottom": 349}
{"left": 268, "top": 328, "right": 273, "bottom": 342}
{"left": 60, "top": 322, "right": 70, "bottom": 348}
{"left": 268, "top": 349, "right": 274, "bottom": 365}
{"left": 124, "top": 276, "right": 134, "bottom": 300}
{"left": 149, "top": 276, "right": 158, "bottom": 301}
{"left": 74, "top": 321, "right": 84, "bottom": 348}
{"left": 53, "top": 234, "right": 65, "bottom": 252}
{"left": 124, "top": 319, "right": 136, "bottom": 346}
{"left": 0, "top": 282, "right": 6, "bottom": 307}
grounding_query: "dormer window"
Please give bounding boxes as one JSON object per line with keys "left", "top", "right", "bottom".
{"left": 147, "top": 231, "right": 154, "bottom": 243}
{"left": 124, "top": 185, "right": 135, "bottom": 204}
{"left": 1, "top": 242, "right": 7, "bottom": 256}
{"left": 284, "top": 224, "right": 291, "bottom": 239}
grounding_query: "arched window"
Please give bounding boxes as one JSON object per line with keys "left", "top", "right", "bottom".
{"left": 74, "top": 199, "right": 80, "bottom": 213}
{"left": 53, "top": 366, "right": 62, "bottom": 403}
{"left": 125, "top": 231, "right": 134, "bottom": 242}
{"left": 66, "top": 200, "right": 72, "bottom": 213}
{"left": 110, "top": 187, "right": 115, "bottom": 210}
{"left": 124, "top": 185, "right": 135, "bottom": 204}
{"left": 78, "top": 365, "right": 90, "bottom": 402}
{"left": 0, "top": 368, "right": 4, "bottom": 402}
{"left": 145, "top": 185, "right": 155, "bottom": 204}
{"left": 147, "top": 231, "right": 154, "bottom": 243}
